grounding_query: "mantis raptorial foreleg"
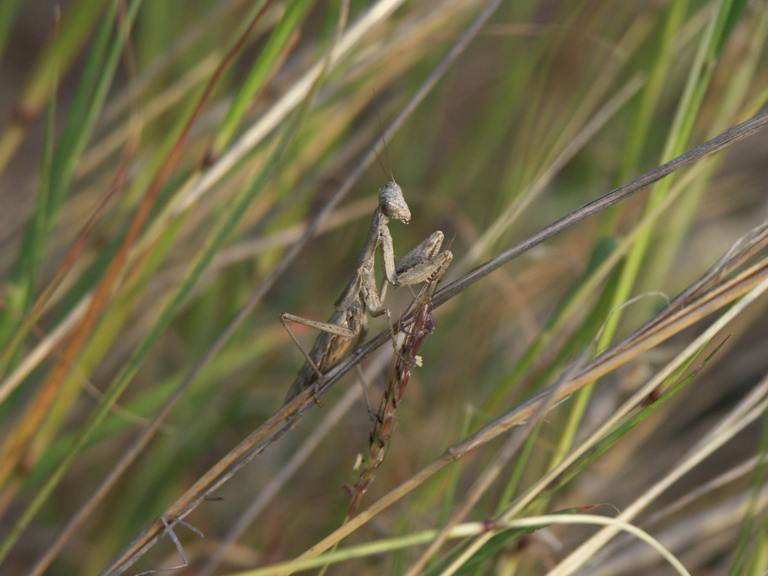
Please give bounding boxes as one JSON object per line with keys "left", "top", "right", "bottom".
{"left": 395, "top": 231, "right": 452, "bottom": 285}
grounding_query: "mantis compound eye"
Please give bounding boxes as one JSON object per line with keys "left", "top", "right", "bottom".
{"left": 379, "top": 180, "right": 411, "bottom": 223}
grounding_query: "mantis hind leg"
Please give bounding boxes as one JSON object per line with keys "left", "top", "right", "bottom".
{"left": 281, "top": 313, "right": 357, "bottom": 338}
{"left": 281, "top": 313, "right": 356, "bottom": 382}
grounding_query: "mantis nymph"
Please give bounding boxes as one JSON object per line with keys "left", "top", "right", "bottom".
{"left": 282, "top": 181, "right": 452, "bottom": 402}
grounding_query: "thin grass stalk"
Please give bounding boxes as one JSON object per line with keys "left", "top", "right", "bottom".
{"left": 600, "top": 0, "right": 689, "bottom": 236}
{"left": 75, "top": 53, "right": 218, "bottom": 178}
{"left": 645, "top": 454, "right": 768, "bottom": 529}
{"left": 549, "top": 372, "right": 768, "bottom": 575}
{"left": 456, "top": 74, "right": 644, "bottom": 273}
{"left": 196, "top": 365, "right": 384, "bottom": 576}
{"left": 461, "top": 257, "right": 768, "bottom": 567}
{"left": 426, "top": 269, "right": 768, "bottom": 574}
{"left": 238, "top": 515, "right": 688, "bottom": 576}
{"left": 404, "top": 351, "right": 585, "bottom": 575}
{"left": 97, "top": 0, "right": 256, "bottom": 129}
{"left": 591, "top": 487, "right": 768, "bottom": 575}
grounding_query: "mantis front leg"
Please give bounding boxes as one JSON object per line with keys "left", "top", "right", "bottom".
{"left": 381, "top": 217, "right": 452, "bottom": 278}
{"left": 362, "top": 229, "right": 452, "bottom": 351}
{"left": 366, "top": 229, "right": 450, "bottom": 315}
{"left": 394, "top": 231, "right": 452, "bottom": 286}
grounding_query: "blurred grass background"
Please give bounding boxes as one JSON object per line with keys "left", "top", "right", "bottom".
{"left": 0, "top": 0, "right": 766, "bottom": 574}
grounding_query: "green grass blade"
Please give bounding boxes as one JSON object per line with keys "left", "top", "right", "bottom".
{"left": 643, "top": 0, "right": 761, "bottom": 291}
{"left": 552, "top": 0, "right": 745, "bottom": 469}
{"left": 211, "top": 0, "right": 312, "bottom": 157}
{"left": 0, "top": 0, "right": 143, "bottom": 368}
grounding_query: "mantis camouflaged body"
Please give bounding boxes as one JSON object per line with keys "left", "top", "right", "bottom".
{"left": 283, "top": 181, "right": 452, "bottom": 403}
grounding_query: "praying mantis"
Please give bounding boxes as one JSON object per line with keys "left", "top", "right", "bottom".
{"left": 282, "top": 181, "right": 452, "bottom": 403}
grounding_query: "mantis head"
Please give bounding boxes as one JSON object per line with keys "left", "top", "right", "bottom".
{"left": 379, "top": 180, "right": 411, "bottom": 223}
